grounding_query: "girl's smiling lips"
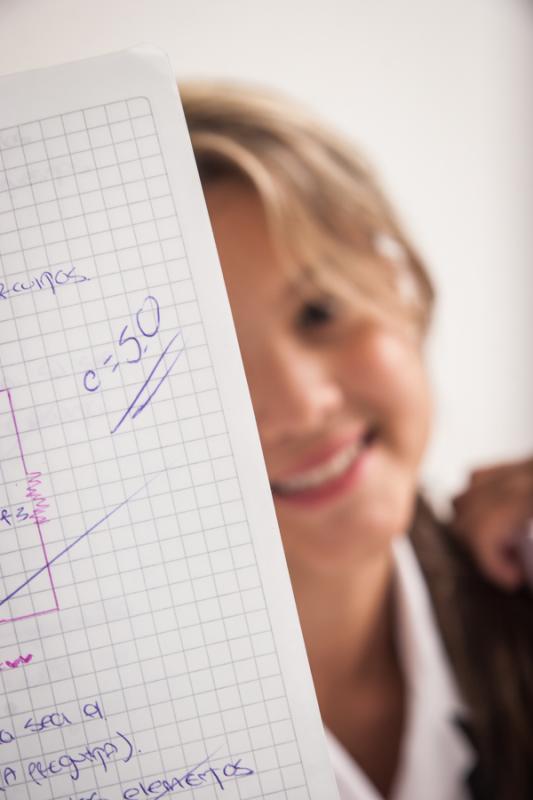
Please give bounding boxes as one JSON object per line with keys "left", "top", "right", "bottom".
{"left": 270, "top": 428, "right": 378, "bottom": 507}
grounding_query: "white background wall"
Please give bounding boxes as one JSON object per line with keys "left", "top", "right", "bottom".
{"left": 1, "top": 0, "right": 532, "bottom": 509}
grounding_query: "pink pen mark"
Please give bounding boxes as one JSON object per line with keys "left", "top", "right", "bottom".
{"left": 0, "top": 388, "right": 58, "bottom": 624}
{"left": 25, "top": 471, "right": 50, "bottom": 525}
{"left": 0, "top": 653, "right": 33, "bottom": 670}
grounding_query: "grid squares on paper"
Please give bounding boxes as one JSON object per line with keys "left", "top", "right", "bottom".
{"left": 0, "top": 96, "right": 313, "bottom": 799}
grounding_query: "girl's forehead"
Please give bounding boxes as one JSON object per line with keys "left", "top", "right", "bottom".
{"left": 204, "top": 176, "right": 424, "bottom": 336}
{"left": 206, "top": 180, "right": 345, "bottom": 280}
{"left": 205, "top": 180, "right": 295, "bottom": 282}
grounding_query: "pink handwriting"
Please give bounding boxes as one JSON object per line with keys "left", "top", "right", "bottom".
{"left": 0, "top": 654, "right": 33, "bottom": 670}
{"left": 25, "top": 471, "right": 50, "bottom": 525}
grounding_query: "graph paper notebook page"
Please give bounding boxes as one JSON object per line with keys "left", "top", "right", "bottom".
{"left": 0, "top": 48, "right": 340, "bottom": 800}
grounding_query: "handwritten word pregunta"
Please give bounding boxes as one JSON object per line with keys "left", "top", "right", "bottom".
{"left": 27, "top": 731, "right": 133, "bottom": 786}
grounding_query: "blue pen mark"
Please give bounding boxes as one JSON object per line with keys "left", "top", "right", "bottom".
{"left": 82, "top": 294, "right": 162, "bottom": 397}
{"left": 0, "top": 475, "right": 158, "bottom": 612}
{"left": 121, "top": 748, "right": 255, "bottom": 800}
{"left": 131, "top": 339, "right": 184, "bottom": 421}
{"left": 83, "top": 370, "right": 100, "bottom": 393}
{"left": 0, "top": 266, "right": 89, "bottom": 302}
{"left": 111, "top": 330, "right": 184, "bottom": 435}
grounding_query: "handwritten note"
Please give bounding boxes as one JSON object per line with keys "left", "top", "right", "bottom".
{"left": 0, "top": 48, "right": 339, "bottom": 799}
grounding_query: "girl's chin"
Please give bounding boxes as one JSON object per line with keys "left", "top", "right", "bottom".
{"left": 281, "top": 514, "right": 402, "bottom": 575}
{"left": 276, "top": 485, "right": 417, "bottom": 574}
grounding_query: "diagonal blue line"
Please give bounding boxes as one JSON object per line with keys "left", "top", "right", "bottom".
{"left": 0, "top": 474, "right": 158, "bottom": 610}
{"left": 111, "top": 331, "right": 183, "bottom": 435}
{"left": 132, "top": 347, "right": 184, "bottom": 420}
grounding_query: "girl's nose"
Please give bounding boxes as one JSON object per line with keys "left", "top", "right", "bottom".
{"left": 248, "top": 343, "right": 344, "bottom": 444}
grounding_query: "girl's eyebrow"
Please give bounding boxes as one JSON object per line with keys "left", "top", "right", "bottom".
{"left": 284, "top": 267, "right": 322, "bottom": 298}
{"left": 279, "top": 264, "right": 340, "bottom": 308}
{"left": 280, "top": 277, "right": 316, "bottom": 307}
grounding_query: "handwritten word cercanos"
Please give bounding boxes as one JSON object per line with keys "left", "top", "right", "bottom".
{"left": 0, "top": 266, "right": 89, "bottom": 300}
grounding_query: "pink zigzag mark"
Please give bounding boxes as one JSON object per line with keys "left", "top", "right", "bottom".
{"left": 25, "top": 470, "right": 50, "bottom": 525}
{"left": 1, "top": 654, "right": 33, "bottom": 669}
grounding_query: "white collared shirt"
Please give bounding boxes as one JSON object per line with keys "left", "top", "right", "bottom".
{"left": 325, "top": 536, "right": 476, "bottom": 800}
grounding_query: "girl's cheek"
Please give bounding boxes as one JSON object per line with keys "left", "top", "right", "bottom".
{"left": 343, "top": 326, "right": 431, "bottom": 441}
{"left": 340, "top": 325, "right": 410, "bottom": 394}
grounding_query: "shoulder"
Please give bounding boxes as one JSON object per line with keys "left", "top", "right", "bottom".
{"left": 409, "top": 495, "right": 533, "bottom": 800}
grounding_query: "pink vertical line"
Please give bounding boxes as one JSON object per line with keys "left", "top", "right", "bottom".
{"left": 3, "top": 388, "right": 59, "bottom": 611}
{"left": 3, "top": 388, "right": 29, "bottom": 472}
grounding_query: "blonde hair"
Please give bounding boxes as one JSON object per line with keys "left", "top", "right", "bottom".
{"left": 180, "top": 81, "right": 434, "bottom": 335}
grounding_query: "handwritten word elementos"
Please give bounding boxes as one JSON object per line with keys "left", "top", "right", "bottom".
{"left": 122, "top": 756, "right": 254, "bottom": 799}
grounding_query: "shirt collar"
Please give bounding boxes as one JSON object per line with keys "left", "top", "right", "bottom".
{"left": 326, "top": 536, "right": 476, "bottom": 800}
{"left": 390, "top": 535, "right": 476, "bottom": 800}
{"left": 392, "top": 534, "right": 468, "bottom": 718}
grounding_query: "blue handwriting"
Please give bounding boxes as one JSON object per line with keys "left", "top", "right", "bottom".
{"left": 27, "top": 730, "right": 133, "bottom": 785}
{"left": 110, "top": 329, "right": 184, "bottom": 435}
{"left": 0, "top": 267, "right": 89, "bottom": 300}
{"left": 0, "top": 506, "right": 32, "bottom": 527}
{"left": 122, "top": 753, "right": 254, "bottom": 799}
{"left": 0, "top": 701, "right": 104, "bottom": 746}
{"left": 83, "top": 294, "right": 161, "bottom": 394}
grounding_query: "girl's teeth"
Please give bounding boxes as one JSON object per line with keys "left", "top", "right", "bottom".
{"left": 274, "top": 441, "right": 364, "bottom": 494}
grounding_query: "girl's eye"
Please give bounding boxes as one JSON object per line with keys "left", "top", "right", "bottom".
{"left": 296, "top": 296, "right": 338, "bottom": 330}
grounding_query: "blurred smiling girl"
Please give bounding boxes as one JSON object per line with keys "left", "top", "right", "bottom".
{"left": 181, "top": 83, "right": 533, "bottom": 800}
